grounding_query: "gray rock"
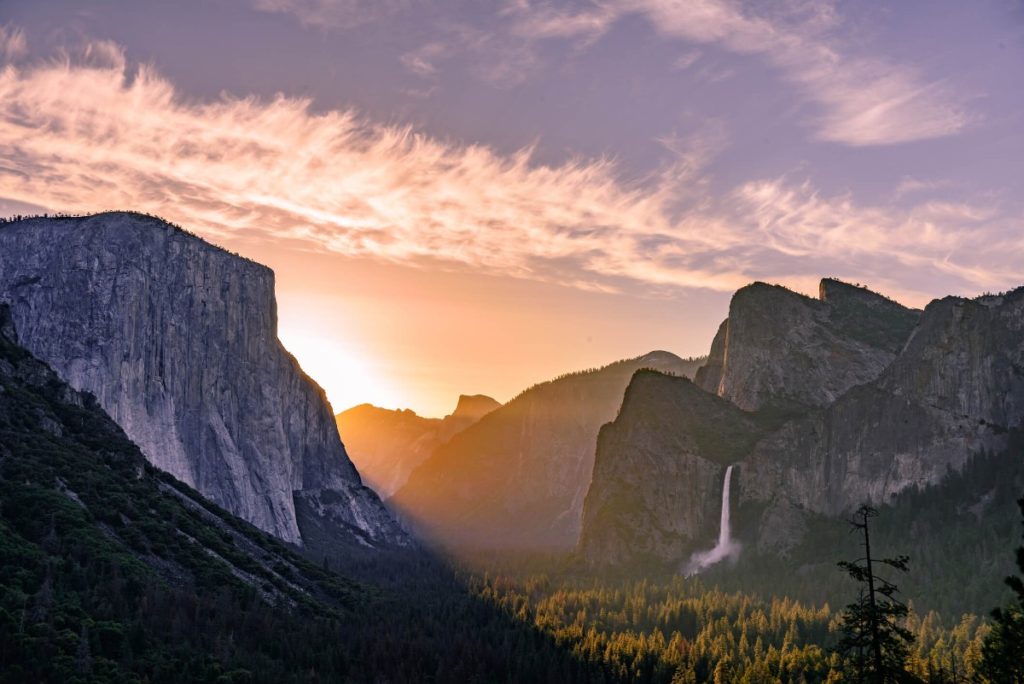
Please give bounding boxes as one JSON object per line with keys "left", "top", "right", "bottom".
{"left": 742, "top": 286, "right": 1024, "bottom": 515}
{"left": 580, "top": 279, "right": 1024, "bottom": 568}
{"left": 0, "top": 213, "right": 409, "bottom": 549}
{"left": 579, "top": 370, "right": 771, "bottom": 568}
{"left": 695, "top": 279, "right": 919, "bottom": 411}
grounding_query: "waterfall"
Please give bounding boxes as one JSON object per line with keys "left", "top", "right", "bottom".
{"left": 684, "top": 465, "right": 740, "bottom": 576}
{"left": 717, "top": 465, "right": 734, "bottom": 548}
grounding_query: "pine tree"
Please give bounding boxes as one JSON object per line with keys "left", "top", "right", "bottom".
{"left": 836, "top": 505, "right": 917, "bottom": 683}
{"left": 977, "top": 496, "right": 1024, "bottom": 683}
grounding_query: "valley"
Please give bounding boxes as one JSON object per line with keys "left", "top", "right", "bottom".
{"left": 0, "top": 212, "right": 1021, "bottom": 683}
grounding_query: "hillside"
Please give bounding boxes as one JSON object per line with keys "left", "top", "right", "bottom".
{"left": 0, "top": 302, "right": 625, "bottom": 683}
{"left": 392, "top": 352, "right": 706, "bottom": 550}
{"left": 337, "top": 394, "right": 500, "bottom": 498}
{"left": 577, "top": 279, "right": 1024, "bottom": 615}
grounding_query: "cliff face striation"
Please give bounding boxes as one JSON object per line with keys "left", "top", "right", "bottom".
{"left": 579, "top": 371, "right": 772, "bottom": 568}
{"left": 741, "top": 286, "right": 1024, "bottom": 516}
{"left": 392, "top": 351, "right": 706, "bottom": 550}
{"left": 580, "top": 278, "right": 1024, "bottom": 571}
{"left": 0, "top": 213, "right": 409, "bottom": 550}
{"left": 336, "top": 394, "right": 500, "bottom": 498}
{"left": 695, "top": 279, "right": 919, "bottom": 412}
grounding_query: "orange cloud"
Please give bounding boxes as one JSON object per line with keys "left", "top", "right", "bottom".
{"left": 0, "top": 39, "right": 1019, "bottom": 305}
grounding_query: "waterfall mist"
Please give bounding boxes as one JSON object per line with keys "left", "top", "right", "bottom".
{"left": 684, "top": 465, "right": 740, "bottom": 576}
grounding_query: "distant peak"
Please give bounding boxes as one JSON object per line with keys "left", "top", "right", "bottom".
{"left": 636, "top": 350, "right": 683, "bottom": 364}
{"left": 451, "top": 394, "right": 501, "bottom": 420}
{"left": 337, "top": 403, "right": 420, "bottom": 419}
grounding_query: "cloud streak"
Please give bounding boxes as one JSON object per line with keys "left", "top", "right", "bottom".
{"left": 370, "top": 1, "right": 972, "bottom": 147}
{"left": 254, "top": 1, "right": 970, "bottom": 146}
{"left": 0, "top": 24, "right": 27, "bottom": 60}
{"left": 0, "top": 42, "right": 1018, "bottom": 306}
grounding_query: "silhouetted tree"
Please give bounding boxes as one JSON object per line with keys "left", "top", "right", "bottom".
{"left": 977, "top": 497, "right": 1024, "bottom": 683}
{"left": 836, "top": 505, "right": 917, "bottom": 683}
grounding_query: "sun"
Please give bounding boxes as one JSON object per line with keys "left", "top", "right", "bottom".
{"left": 277, "top": 328, "right": 402, "bottom": 414}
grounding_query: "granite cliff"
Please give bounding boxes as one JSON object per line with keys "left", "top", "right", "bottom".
{"left": 695, "top": 279, "right": 919, "bottom": 411}
{"left": 393, "top": 351, "right": 705, "bottom": 550}
{"left": 741, "top": 286, "right": 1024, "bottom": 516}
{"left": 0, "top": 213, "right": 409, "bottom": 551}
{"left": 580, "top": 279, "right": 1024, "bottom": 574}
{"left": 336, "top": 394, "right": 500, "bottom": 498}
{"left": 580, "top": 370, "right": 773, "bottom": 568}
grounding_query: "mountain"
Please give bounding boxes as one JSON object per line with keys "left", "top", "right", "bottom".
{"left": 580, "top": 370, "right": 775, "bottom": 568}
{"left": 0, "top": 302, "right": 610, "bottom": 683}
{"left": 337, "top": 394, "right": 500, "bottom": 498}
{"left": 391, "top": 351, "right": 706, "bottom": 550}
{"left": 0, "top": 212, "right": 408, "bottom": 553}
{"left": 695, "top": 279, "right": 919, "bottom": 412}
{"left": 0, "top": 302, "right": 365, "bottom": 680}
{"left": 578, "top": 279, "right": 1024, "bottom": 612}
{"left": 740, "top": 286, "right": 1024, "bottom": 517}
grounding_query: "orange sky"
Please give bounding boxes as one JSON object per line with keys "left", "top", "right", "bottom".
{"left": 239, "top": 238, "right": 725, "bottom": 417}
{"left": 3, "top": 8, "right": 1023, "bottom": 417}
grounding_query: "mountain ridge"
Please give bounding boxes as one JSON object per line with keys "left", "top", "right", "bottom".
{"left": 392, "top": 351, "right": 707, "bottom": 550}
{"left": 336, "top": 394, "right": 500, "bottom": 498}
{"left": 578, "top": 278, "right": 1024, "bottom": 597}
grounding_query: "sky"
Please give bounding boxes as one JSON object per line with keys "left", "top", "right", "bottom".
{"left": 1, "top": 1, "right": 1023, "bottom": 417}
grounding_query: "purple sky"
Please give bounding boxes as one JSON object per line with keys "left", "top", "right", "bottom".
{"left": 2, "top": 1, "right": 1023, "bottom": 415}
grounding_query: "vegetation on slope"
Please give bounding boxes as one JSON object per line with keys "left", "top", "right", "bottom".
{"left": 0, "top": 305, "right": 609, "bottom": 683}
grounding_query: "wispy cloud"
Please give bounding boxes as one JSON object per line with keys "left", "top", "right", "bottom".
{"left": 0, "top": 24, "right": 28, "bottom": 60}
{"left": 0, "top": 41, "right": 1017, "bottom": 305}
{"left": 400, "top": 42, "right": 446, "bottom": 76}
{"left": 249, "top": 0, "right": 970, "bottom": 145}
{"left": 391, "top": 1, "right": 972, "bottom": 146}
{"left": 507, "top": 0, "right": 970, "bottom": 146}
{"left": 247, "top": 0, "right": 413, "bottom": 29}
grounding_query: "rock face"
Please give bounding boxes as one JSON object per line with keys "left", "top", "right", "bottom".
{"left": 336, "top": 394, "right": 500, "bottom": 498}
{"left": 741, "top": 287, "right": 1024, "bottom": 515}
{"left": 0, "top": 301, "right": 362, "bottom": 612}
{"left": 579, "top": 371, "right": 771, "bottom": 568}
{"left": 392, "top": 352, "right": 705, "bottom": 550}
{"left": 695, "top": 279, "right": 919, "bottom": 411}
{"left": 0, "top": 213, "right": 409, "bottom": 550}
{"left": 580, "top": 279, "right": 1024, "bottom": 570}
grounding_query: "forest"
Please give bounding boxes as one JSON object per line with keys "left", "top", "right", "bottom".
{"left": 2, "top": 303, "right": 1023, "bottom": 682}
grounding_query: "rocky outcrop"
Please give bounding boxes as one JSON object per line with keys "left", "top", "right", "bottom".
{"left": 741, "top": 287, "right": 1024, "bottom": 515}
{"left": 579, "top": 279, "right": 1024, "bottom": 570}
{"left": 450, "top": 394, "right": 502, "bottom": 423}
{"left": 579, "top": 371, "right": 771, "bottom": 568}
{"left": 392, "top": 351, "right": 706, "bottom": 550}
{"left": 336, "top": 394, "right": 500, "bottom": 498}
{"left": 695, "top": 279, "right": 919, "bottom": 411}
{"left": 0, "top": 213, "right": 409, "bottom": 550}
{"left": 0, "top": 301, "right": 364, "bottom": 612}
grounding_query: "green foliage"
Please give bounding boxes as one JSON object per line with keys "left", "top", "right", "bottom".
{"left": 835, "top": 506, "right": 916, "bottom": 683}
{"left": 701, "top": 445, "right": 1024, "bottom": 618}
{"left": 0, "top": 312, "right": 605, "bottom": 683}
{"left": 466, "top": 571, "right": 989, "bottom": 684}
{"left": 977, "top": 497, "right": 1024, "bottom": 683}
